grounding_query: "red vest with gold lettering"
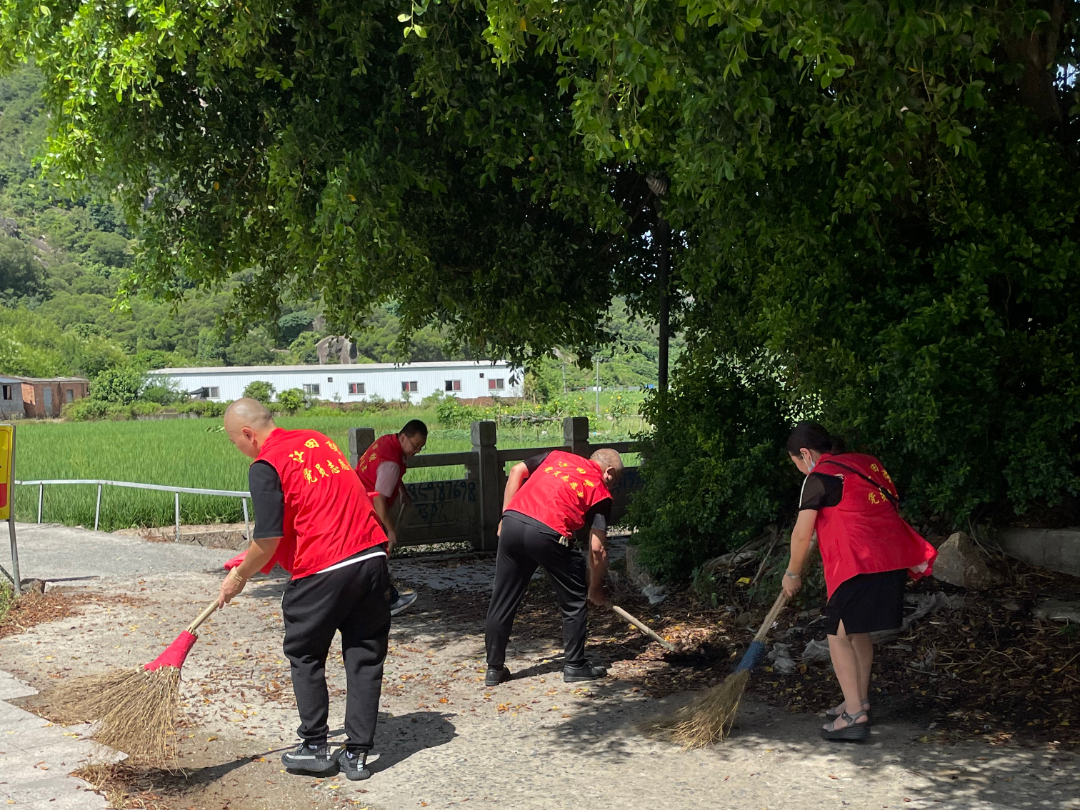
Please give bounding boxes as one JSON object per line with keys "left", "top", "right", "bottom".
{"left": 355, "top": 433, "right": 407, "bottom": 505}
{"left": 256, "top": 428, "right": 386, "bottom": 579}
{"left": 812, "top": 452, "right": 937, "bottom": 598}
{"left": 507, "top": 451, "right": 612, "bottom": 537}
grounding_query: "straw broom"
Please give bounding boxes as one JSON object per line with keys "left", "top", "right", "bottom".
{"left": 41, "top": 599, "right": 220, "bottom": 764}
{"left": 646, "top": 588, "right": 792, "bottom": 749}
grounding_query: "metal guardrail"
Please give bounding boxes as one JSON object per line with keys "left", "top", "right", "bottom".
{"left": 13, "top": 479, "right": 251, "bottom": 542}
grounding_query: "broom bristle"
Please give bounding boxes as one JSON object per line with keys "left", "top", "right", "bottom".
{"left": 643, "top": 669, "right": 750, "bottom": 750}
{"left": 38, "top": 667, "right": 181, "bottom": 765}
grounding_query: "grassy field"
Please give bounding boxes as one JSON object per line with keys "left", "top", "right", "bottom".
{"left": 9, "top": 407, "right": 642, "bottom": 530}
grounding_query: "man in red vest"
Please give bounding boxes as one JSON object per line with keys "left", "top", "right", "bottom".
{"left": 354, "top": 420, "right": 427, "bottom": 614}
{"left": 484, "top": 447, "right": 623, "bottom": 687}
{"left": 217, "top": 399, "right": 390, "bottom": 782}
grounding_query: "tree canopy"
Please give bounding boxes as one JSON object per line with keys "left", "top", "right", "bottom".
{"left": 2, "top": 0, "right": 1078, "bottom": 541}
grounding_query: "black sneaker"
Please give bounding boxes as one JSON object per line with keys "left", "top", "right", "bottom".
{"left": 484, "top": 666, "right": 512, "bottom": 687}
{"left": 281, "top": 741, "right": 339, "bottom": 776}
{"left": 390, "top": 590, "right": 418, "bottom": 616}
{"left": 564, "top": 662, "right": 607, "bottom": 683}
{"left": 340, "top": 749, "right": 372, "bottom": 781}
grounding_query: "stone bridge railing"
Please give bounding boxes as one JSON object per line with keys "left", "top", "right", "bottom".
{"left": 347, "top": 417, "right": 641, "bottom": 552}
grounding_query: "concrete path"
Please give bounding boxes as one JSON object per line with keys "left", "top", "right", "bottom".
{"left": 0, "top": 669, "right": 119, "bottom": 809}
{"left": 2, "top": 524, "right": 1079, "bottom": 810}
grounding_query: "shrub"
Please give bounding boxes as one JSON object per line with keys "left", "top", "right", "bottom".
{"left": 90, "top": 366, "right": 145, "bottom": 405}
{"left": 175, "top": 400, "right": 228, "bottom": 418}
{"left": 276, "top": 388, "right": 306, "bottom": 414}
{"left": 627, "top": 361, "right": 794, "bottom": 582}
{"left": 62, "top": 399, "right": 112, "bottom": 421}
{"left": 130, "top": 401, "right": 164, "bottom": 416}
{"left": 242, "top": 380, "right": 275, "bottom": 403}
{"left": 436, "top": 396, "right": 479, "bottom": 430}
{"left": 141, "top": 382, "right": 185, "bottom": 405}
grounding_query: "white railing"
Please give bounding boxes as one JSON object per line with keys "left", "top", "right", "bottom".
{"left": 13, "top": 479, "right": 251, "bottom": 542}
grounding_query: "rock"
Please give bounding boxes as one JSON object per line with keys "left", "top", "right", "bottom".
{"left": 736, "top": 611, "right": 753, "bottom": 627}
{"left": 624, "top": 544, "right": 655, "bottom": 587}
{"left": 0, "top": 216, "right": 18, "bottom": 237}
{"left": 1033, "top": 599, "right": 1080, "bottom": 624}
{"left": 932, "top": 531, "right": 998, "bottom": 589}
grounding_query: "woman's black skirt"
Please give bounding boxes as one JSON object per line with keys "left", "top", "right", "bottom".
{"left": 822, "top": 569, "right": 907, "bottom": 636}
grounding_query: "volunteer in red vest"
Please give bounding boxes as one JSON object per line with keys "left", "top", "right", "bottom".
{"left": 354, "top": 420, "right": 427, "bottom": 615}
{"left": 217, "top": 399, "right": 390, "bottom": 781}
{"left": 782, "top": 421, "right": 937, "bottom": 741}
{"left": 484, "top": 447, "right": 622, "bottom": 687}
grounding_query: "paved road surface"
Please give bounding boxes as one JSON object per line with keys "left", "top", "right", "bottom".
{"left": 1, "top": 524, "right": 1077, "bottom": 810}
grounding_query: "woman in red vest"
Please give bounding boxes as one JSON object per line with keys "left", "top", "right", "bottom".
{"left": 782, "top": 421, "right": 936, "bottom": 741}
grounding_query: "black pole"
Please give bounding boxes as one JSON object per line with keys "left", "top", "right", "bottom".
{"left": 657, "top": 215, "right": 671, "bottom": 393}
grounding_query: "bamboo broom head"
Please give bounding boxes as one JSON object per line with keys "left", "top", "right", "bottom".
{"left": 33, "top": 600, "right": 219, "bottom": 766}
{"left": 39, "top": 666, "right": 181, "bottom": 765}
{"left": 643, "top": 669, "right": 750, "bottom": 749}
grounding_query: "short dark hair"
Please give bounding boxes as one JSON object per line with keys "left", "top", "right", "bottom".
{"left": 786, "top": 421, "right": 836, "bottom": 456}
{"left": 399, "top": 419, "right": 428, "bottom": 439}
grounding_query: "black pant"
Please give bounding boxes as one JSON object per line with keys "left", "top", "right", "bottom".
{"left": 485, "top": 512, "right": 588, "bottom": 669}
{"left": 281, "top": 553, "right": 391, "bottom": 752}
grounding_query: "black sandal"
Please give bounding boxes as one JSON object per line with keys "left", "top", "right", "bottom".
{"left": 821, "top": 710, "right": 870, "bottom": 741}
{"left": 825, "top": 703, "right": 871, "bottom": 725}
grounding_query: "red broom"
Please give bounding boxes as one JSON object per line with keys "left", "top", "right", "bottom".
{"left": 41, "top": 599, "right": 220, "bottom": 764}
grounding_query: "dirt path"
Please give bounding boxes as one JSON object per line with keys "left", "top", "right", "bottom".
{"left": 1, "top": 526, "right": 1078, "bottom": 809}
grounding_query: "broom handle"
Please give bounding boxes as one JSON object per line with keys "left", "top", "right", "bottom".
{"left": 186, "top": 599, "right": 220, "bottom": 635}
{"left": 751, "top": 535, "right": 817, "bottom": 644}
{"left": 612, "top": 605, "right": 675, "bottom": 650}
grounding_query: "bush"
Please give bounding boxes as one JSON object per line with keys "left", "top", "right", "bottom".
{"left": 436, "top": 396, "right": 480, "bottom": 430}
{"left": 276, "top": 388, "right": 306, "bottom": 414}
{"left": 242, "top": 380, "right": 275, "bottom": 404}
{"left": 627, "top": 361, "right": 794, "bottom": 582}
{"left": 90, "top": 366, "right": 145, "bottom": 405}
{"left": 130, "top": 401, "right": 163, "bottom": 416}
{"left": 141, "top": 382, "right": 185, "bottom": 405}
{"left": 175, "top": 400, "right": 229, "bottom": 418}
{"left": 63, "top": 399, "right": 112, "bottom": 421}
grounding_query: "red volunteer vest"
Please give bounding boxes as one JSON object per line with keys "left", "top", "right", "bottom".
{"left": 253, "top": 428, "right": 386, "bottom": 579}
{"left": 355, "top": 433, "right": 407, "bottom": 505}
{"left": 812, "top": 452, "right": 937, "bottom": 598}
{"left": 508, "top": 451, "right": 613, "bottom": 537}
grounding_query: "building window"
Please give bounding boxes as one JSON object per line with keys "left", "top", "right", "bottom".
{"left": 327, "top": 377, "right": 333, "bottom": 383}
{"left": 401, "top": 381, "right": 418, "bottom": 393}
{"left": 1, "top": 385, "right": 11, "bottom": 401}
{"left": 303, "top": 384, "right": 320, "bottom": 396}
{"left": 488, "top": 378, "right": 505, "bottom": 391}
{"left": 65, "top": 389, "right": 74, "bottom": 403}
{"left": 348, "top": 382, "right": 366, "bottom": 395}
{"left": 445, "top": 380, "right": 461, "bottom": 392}
{"left": 208, "top": 387, "right": 220, "bottom": 399}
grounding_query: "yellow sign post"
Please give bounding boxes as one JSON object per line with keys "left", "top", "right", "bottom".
{"left": 0, "top": 424, "right": 21, "bottom": 595}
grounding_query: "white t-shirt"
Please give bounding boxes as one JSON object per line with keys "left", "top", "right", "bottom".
{"left": 374, "top": 461, "right": 402, "bottom": 499}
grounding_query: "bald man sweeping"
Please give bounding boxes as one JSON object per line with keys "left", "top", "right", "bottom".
{"left": 484, "top": 447, "right": 623, "bottom": 687}
{"left": 217, "top": 399, "right": 390, "bottom": 781}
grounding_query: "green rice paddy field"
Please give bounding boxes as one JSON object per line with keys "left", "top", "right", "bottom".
{"left": 9, "top": 410, "right": 640, "bottom": 531}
